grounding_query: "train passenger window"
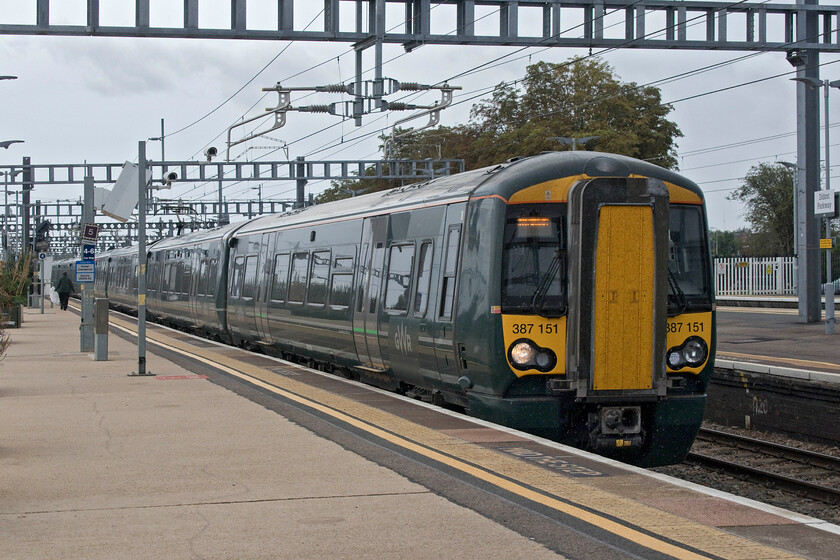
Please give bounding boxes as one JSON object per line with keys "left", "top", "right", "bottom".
{"left": 196, "top": 260, "right": 207, "bottom": 296}
{"left": 231, "top": 256, "right": 245, "bottom": 298}
{"left": 414, "top": 241, "right": 433, "bottom": 317}
{"left": 242, "top": 256, "right": 258, "bottom": 299}
{"left": 329, "top": 256, "right": 354, "bottom": 310}
{"left": 206, "top": 258, "right": 217, "bottom": 295}
{"left": 385, "top": 243, "right": 415, "bottom": 314}
{"left": 356, "top": 244, "right": 369, "bottom": 314}
{"left": 307, "top": 251, "right": 330, "bottom": 306}
{"left": 330, "top": 275, "right": 353, "bottom": 309}
{"left": 175, "top": 263, "right": 184, "bottom": 295}
{"left": 288, "top": 252, "right": 309, "bottom": 303}
{"left": 440, "top": 227, "right": 461, "bottom": 320}
{"left": 183, "top": 263, "right": 192, "bottom": 295}
{"left": 270, "top": 253, "right": 290, "bottom": 302}
{"left": 166, "top": 263, "right": 175, "bottom": 293}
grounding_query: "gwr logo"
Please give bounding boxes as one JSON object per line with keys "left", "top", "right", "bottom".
{"left": 394, "top": 322, "right": 412, "bottom": 354}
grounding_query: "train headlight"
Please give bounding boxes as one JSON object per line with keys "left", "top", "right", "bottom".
{"left": 535, "top": 351, "right": 554, "bottom": 369}
{"left": 508, "top": 340, "right": 557, "bottom": 372}
{"left": 510, "top": 341, "right": 537, "bottom": 365}
{"left": 682, "top": 337, "right": 708, "bottom": 366}
{"left": 667, "top": 351, "right": 683, "bottom": 368}
{"left": 666, "top": 337, "right": 708, "bottom": 370}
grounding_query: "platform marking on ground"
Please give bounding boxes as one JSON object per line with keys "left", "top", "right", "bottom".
{"left": 107, "top": 317, "right": 803, "bottom": 560}
{"left": 717, "top": 307, "right": 800, "bottom": 315}
{"left": 717, "top": 351, "right": 840, "bottom": 372}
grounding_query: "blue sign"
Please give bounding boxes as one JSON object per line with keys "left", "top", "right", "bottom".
{"left": 75, "top": 260, "right": 95, "bottom": 283}
{"left": 81, "top": 244, "right": 96, "bottom": 260}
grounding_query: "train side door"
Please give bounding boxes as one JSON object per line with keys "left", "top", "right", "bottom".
{"left": 432, "top": 209, "right": 464, "bottom": 390}
{"left": 254, "top": 233, "right": 272, "bottom": 344}
{"left": 353, "top": 216, "right": 388, "bottom": 370}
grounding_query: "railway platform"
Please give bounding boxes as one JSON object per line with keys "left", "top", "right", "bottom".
{"left": 2, "top": 306, "right": 839, "bottom": 559}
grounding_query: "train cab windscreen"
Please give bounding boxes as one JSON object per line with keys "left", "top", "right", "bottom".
{"left": 501, "top": 207, "right": 567, "bottom": 317}
{"left": 668, "top": 205, "right": 712, "bottom": 314}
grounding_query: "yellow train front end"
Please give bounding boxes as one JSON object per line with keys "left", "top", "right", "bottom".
{"left": 464, "top": 154, "right": 714, "bottom": 466}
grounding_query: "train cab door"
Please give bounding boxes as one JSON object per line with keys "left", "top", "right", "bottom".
{"left": 566, "top": 177, "right": 669, "bottom": 400}
{"left": 353, "top": 216, "right": 388, "bottom": 371}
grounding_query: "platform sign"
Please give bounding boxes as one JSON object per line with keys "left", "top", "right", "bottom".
{"left": 81, "top": 243, "right": 96, "bottom": 260}
{"left": 81, "top": 223, "right": 99, "bottom": 243}
{"left": 820, "top": 238, "right": 835, "bottom": 249}
{"left": 815, "top": 190, "right": 836, "bottom": 217}
{"left": 75, "top": 260, "right": 95, "bottom": 283}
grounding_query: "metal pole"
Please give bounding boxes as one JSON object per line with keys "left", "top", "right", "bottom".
{"left": 295, "top": 156, "right": 307, "bottom": 208}
{"left": 39, "top": 260, "right": 44, "bottom": 314}
{"left": 21, "top": 156, "right": 31, "bottom": 258}
{"left": 822, "top": 81, "right": 835, "bottom": 334}
{"left": 132, "top": 141, "right": 153, "bottom": 376}
{"left": 216, "top": 164, "right": 229, "bottom": 226}
{"left": 80, "top": 175, "right": 94, "bottom": 352}
{"left": 3, "top": 172, "right": 7, "bottom": 260}
{"left": 160, "top": 118, "right": 165, "bottom": 170}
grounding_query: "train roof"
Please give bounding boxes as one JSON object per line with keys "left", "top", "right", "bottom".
{"left": 473, "top": 151, "right": 703, "bottom": 200}
{"left": 147, "top": 221, "right": 243, "bottom": 251}
{"left": 233, "top": 164, "right": 493, "bottom": 237}
{"left": 231, "top": 152, "right": 702, "bottom": 237}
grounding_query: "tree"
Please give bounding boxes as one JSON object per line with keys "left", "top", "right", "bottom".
{"left": 709, "top": 230, "right": 740, "bottom": 258}
{"left": 466, "top": 58, "right": 683, "bottom": 169}
{"left": 728, "top": 163, "right": 794, "bottom": 256}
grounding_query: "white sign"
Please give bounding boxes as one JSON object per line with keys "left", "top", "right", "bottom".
{"left": 75, "top": 260, "right": 95, "bottom": 283}
{"left": 815, "top": 190, "right": 836, "bottom": 217}
{"left": 101, "top": 161, "right": 146, "bottom": 223}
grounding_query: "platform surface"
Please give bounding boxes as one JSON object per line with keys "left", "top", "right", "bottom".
{"left": 2, "top": 306, "right": 839, "bottom": 560}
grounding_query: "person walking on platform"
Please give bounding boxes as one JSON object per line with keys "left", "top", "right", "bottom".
{"left": 55, "top": 272, "right": 75, "bottom": 311}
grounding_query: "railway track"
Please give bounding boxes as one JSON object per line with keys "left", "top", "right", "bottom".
{"left": 685, "top": 428, "right": 840, "bottom": 505}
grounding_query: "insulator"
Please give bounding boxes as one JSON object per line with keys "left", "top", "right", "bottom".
{"left": 317, "top": 84, "right": 349, "bottom": 93}
{"left": 398, "top": 82, "right": 425, "bottom": 91}
{"left": 300, "top": 105, "right": 332, "bottom": 113}
{"left": 386, "top": 103, "right": 414, "bottom": 111}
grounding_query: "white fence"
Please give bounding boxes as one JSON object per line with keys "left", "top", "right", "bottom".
{"left": 714, "top": 257, "right": 798, "bottom": 296}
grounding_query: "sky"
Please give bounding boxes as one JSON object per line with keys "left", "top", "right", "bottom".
{"left": 1, "top": 1, "right": 839, "bottom": 234}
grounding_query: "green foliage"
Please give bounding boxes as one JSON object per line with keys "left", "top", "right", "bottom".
{"left": 0, "top": 252, "right": 31, "bottom": 358}
{"left": 466, "top": 58, "right": 682, "bottom": 168}
{"left": 709, "top": 230, "right": 740, "bottom": 258}
{"left": 728, "top": 163, "right": 794, "bottom": 257}
{"left": 0, "top": 252, "right": 33, "bottom": 308}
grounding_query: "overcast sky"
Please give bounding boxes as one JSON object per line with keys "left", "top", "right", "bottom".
{"left": 1, "top": 1, "right": 838, "bottom": 232}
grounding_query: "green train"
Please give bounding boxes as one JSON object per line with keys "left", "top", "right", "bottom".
{"left": 85, "top": 151, "right": 715, "bottom": 467}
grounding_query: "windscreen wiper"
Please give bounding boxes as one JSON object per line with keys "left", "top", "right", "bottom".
{"left": 531, "top": 254, "right": 566, "bottom": 318}
{"left": 667, "top": 268, "right": 688, "bottom": 317}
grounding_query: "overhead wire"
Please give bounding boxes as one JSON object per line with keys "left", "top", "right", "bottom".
{"left": 172, "top": 0, "right": 832, "bottom": 206}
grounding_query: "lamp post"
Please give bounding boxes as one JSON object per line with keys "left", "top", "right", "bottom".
{"left": 792, "top": 76, "right": 840, "bottom": 333}
{"left": 2, "top": 171, "right": 10, "bottom": 260}
{"left": 549, "top": 136, "right": 599, "bottom": 151}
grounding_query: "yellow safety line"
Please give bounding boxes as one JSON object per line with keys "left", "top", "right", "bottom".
{"left": 108, "top": 318, "right": 802, "bottom": 560}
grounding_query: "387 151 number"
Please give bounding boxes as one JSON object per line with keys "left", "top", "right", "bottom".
{"left": 511, "top": 323, "right": 559, "bottom": 334}
{"left": 666, "top": 321, "right": 704, "bottom": 334}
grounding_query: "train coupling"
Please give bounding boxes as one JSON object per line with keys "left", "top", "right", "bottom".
{"left": 589, "top": 406, "right": 644, "bottom": 452}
